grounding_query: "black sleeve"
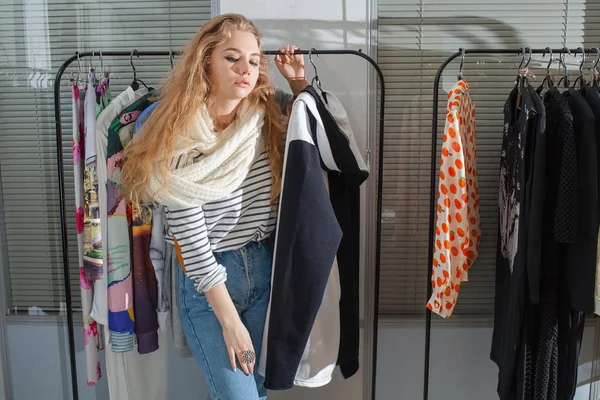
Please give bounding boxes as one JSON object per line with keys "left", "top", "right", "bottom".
{"left": 566, "top": 94, "right": 597, "bottom": 312}
{"left": 526, "top": 91, "right": 546, "bottom": 304}
{"left": 264, "top": 123, "right": 343, "bottom": 389}
{"left": 553, "top": 97, "right": 578, "bottom": 244}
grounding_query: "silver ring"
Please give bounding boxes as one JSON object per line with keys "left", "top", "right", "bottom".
{"left": 241, "top": 350, "right": 255, "bottom": 364}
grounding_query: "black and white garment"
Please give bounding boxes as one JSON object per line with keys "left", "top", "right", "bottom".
{"left": 258, "top": 86, "right": 368, "bottom": 390}
{"left": 492, "top": 85, "right": 537, "bottom": 400}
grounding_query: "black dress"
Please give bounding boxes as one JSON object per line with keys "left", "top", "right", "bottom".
{"left": 556, "top": 88, "right": 597, "bottom": 400}
{"left": 522, "top": 85, "right": 547, "bottom": 400}
{"left": 583, "top": 83, "right": 600, "bottom": 194}
{"left": 492, "top": 84, "right": 537, "bottom": 400}
{"left": 530, "top": 87, "right": 577, "bottom": 400}
{"left": 564, "top": 88, "right": 597, "bottom": 312}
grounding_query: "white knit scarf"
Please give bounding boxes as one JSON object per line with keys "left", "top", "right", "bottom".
{"left": 150, "top": 100, "right": 266, "bottom": 208}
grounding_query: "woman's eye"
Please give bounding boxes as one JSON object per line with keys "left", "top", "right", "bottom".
{"left": 226, "top": 56, "right": 238, "bottom": 62}
{"left": 250, "top": 60, "right": 259, "bottom": 67}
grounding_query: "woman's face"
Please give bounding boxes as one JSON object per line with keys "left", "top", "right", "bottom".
{"left": 209, "top": 29, "right": 261, "bottom": 106}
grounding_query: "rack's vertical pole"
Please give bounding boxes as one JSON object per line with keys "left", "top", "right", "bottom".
{"left": 370, "top": 55, "right": 385, "bottom": 400}
{"left": 54, "top": 54, "right": 80, "bottom": 400}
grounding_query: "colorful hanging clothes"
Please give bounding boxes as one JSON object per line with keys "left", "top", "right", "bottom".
{"left": 76, "top": 71, "right": 112, "bottom": 385}
{"left": 96, "top": 85, "right": 145, "bottom": 325}
{"left": 106, "top": 92, "right": 157, "bottom": 353}
{"left": 82, "top": 70, "right": 112, "bottom": 281}
{"left": 426, "top": 79, "right": 481, "bottom": 319}
{"left": 73, "top": 81, "right": 102, "bottom": 386}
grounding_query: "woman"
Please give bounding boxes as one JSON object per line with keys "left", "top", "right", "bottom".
{"left": 122, "top": 13, "right": 308, "bottom": 399}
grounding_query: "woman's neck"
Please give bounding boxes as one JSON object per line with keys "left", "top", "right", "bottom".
{"left": 210, "top": 100, "right": 241, "bottom": 132}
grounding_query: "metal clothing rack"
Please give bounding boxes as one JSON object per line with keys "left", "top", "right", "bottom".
{"left": 424, "top": 47, "right": 599, "bottom": 400}
{"left": 52, "top": 49, "right": 385, "bottom": 400}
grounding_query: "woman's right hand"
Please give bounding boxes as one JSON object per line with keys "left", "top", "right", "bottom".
{"left": 204, "top": 283, "right": 256, "bottom": 374}
{"left": 222, "top": 318, "right": 256, "bottom": 375}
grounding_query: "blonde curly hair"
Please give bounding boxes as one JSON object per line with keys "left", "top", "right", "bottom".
{"left": 121, "top": 13, "right": 287, "bottom": 210}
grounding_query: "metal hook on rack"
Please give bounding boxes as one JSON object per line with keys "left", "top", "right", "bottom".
{"left": 90, "top": 50, "right": 95, "bottom": 72}
{"left": 590, "top": 47, "right": 600, "bottom": 84}
{"left": 130, "top": 49, "right": 138, "bottom": 80}
{"left": 573, "top": 47, "right": 587, "bottom": 88}
{"left": 578, "top": 47, "right": 586, "bottom": 76}
{"left": 524, "top": 47, "right": 532, "bottom": 69}
{"left": 516, "top": 47, "right": 533, "bottom": 82}
{"left": 457, "top": 48, "right": 466, "bottom": 80}
{"left": 129, "top": 49, "right": 149, "bottom": 90}
{"left": 308, "top": 48, "right": 328, "bottom": 103}
{"left": 308, "top": 48, "right": 320, "bottom": 86}
{"left": 518, "top": 47, "right": 527, "bottom": 70}
{"left": 543, "top": 47, "right": 553, "bottom": 75}
{"left": 70, "top": 51, "right": 83, "bottom": 84}
{"left": 558, "top": 47, "right": 571, "bottom": 88}
{"left": 592, "top": 47, "right": 600, "bottom": 71}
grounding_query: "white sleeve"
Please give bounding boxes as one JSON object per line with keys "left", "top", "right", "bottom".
{"left": 165, "top": 206, "right": 227, "bottom": 293}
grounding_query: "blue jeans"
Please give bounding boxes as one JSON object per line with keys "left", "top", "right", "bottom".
{"left": 178, "top": 240, "right": 272, "bottom": 400}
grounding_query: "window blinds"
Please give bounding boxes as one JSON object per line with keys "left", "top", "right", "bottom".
{"left": 377, "top": 0, "right": 599, "bottom": 315}
{"left": 0, "top": 0, "right": 212, "bottom": 314}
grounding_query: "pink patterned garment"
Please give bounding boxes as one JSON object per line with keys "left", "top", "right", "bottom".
{"left": 73, "top": 81, "right": 103, "bottom": 386}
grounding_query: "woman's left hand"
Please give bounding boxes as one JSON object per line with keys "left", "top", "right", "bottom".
{"left": 274, "top": 45, "right": 305, "bottom": 82}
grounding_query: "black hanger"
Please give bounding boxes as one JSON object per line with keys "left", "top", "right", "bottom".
{"left": 457, "top": 48, "right": 466, "bottom": 81}
{"left": 557, "top": 47, "right": 571, "bottom": 89}
{"left": 130, "top": 49, "right": 150, "bottom": 91}
{"left": 572, "top": 47, "right": 586, "bottom": 89}
{"left": 308, "top": 48, "right": 327, "bottom": 104}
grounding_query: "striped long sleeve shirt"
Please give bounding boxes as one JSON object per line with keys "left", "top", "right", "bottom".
{"left": 155, "top": 90, "right": 293, "bottom": 294}
{"left": 165, "top": 149, "right": 277, "bottom": 292}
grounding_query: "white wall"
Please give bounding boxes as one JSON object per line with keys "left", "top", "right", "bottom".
{"left": 5, "top": 321, "right": 597, "bottom": 399}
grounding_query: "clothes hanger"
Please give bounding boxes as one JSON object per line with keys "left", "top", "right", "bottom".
{"left": 130, "top": 49, "right": 150, "bottom": 91}
{"left": 572, "top": 47, "right": 586, "bottom": 89}
{"left": 516, "top": 47, "right": 534, "bottom": 90}
{"left": 557, "top": 47, "right": 571, "bottom": 89}
{"left": 99, "top": 50, "right": 110, "bottom": 79}
{"left": 457, "top": 48, "right": 466, "bottom": 81}
{"left": 89, "top": 51, "right": 99, "bottom": 85}
{"left": 308, "top": 48, "right": 328, "bottom": 104}
{"left": 538, "top": 47, "right": 556, "bottom": 91}
{"left": 515, "top": 48, "right": 533, "bottom": 111}
{"left": 69, "top": 51, "right": 83, "bottom": 85}
{"left": 590, "top": 47, "right": 600, "bottom": 86}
